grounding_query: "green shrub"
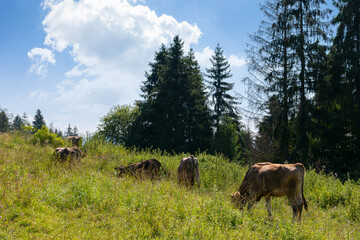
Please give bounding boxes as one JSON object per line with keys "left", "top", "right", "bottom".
{"left": 31, "top": 126, "right": 65, "bottom": 147}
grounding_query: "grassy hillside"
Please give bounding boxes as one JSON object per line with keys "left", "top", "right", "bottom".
{"left": 0, "top": 133, "right": 360, "bottom": 239}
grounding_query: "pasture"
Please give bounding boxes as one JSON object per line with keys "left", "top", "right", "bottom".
{"left": 0, "top": 133, "right": 360, "bottom": 239}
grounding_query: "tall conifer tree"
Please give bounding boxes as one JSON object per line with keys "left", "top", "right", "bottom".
{"left": 205, "top": 44, "right": 238, "bottom": 128}
{"left": 316, "top": 0, "right": 360, "bottom": 179}
{"left": 32, "top": 109, "right": 46, "bottom": 131}
{"left": 137, "top": 36, "right": 212, "bottom": 153}
{"left": 291, "top": 0, "right": 331, "bottom": 163}
{"left": 244, "top": 0, "right": 297, "bottom": 161}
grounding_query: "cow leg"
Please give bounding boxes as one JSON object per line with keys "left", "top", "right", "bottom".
{"left": 286, "top": 192, "right": 300, "bottom": 222}
{"left": 292, "top": 205, "right": 298, "bottom": 221}
{"left": 297, "top": 204, "right": 303, "bottom": 222}
{"left": 265, "top": 196, "right": 272, "bottom": 219}
{"left": 295, "top": 194, "right": 303, "bottom": 222}
{"left": 287, "top": 196, "right": 298, "bottom": 222}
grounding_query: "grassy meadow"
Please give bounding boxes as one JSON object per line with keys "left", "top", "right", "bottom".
{"left": 1, "top": 133, "right": 360, "bottom": 239}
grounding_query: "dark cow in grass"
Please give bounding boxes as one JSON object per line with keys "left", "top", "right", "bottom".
{"left": 177, "top": 155, "right": 200, "bottom": 187}
{"left": 230, "top": 162, "right": 308, "bottom": 222}
{"left": 115, "top": 159, "right": 163, "bottom": 179}
{"left": 52, "top": 147, "right": 87, "bottom": 163}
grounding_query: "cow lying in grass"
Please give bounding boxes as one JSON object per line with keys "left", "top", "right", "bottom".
{"left": 230, "top": 162, "right": 308, "bottom": 222}
{"left": 115, "top": 159, "right": 164, "bottom": 179}
{"left": 177, "top": 155, "right": 200, "bottom": 187}
{"left": 52, "top": 147, "right": 87, "bottom": 163}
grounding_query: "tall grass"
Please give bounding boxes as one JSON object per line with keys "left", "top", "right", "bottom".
{"left": 0, "top": 133, "right": 359, "bottom": 239}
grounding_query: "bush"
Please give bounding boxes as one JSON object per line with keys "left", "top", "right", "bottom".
{"left": 31, "top": 126, "right": 65, "bottom": 147}
{"left": 212, "top": 118, "right": 240, "bottom": 161}
{"left": 97, "top": 104, "right": 140, "bottom": 146}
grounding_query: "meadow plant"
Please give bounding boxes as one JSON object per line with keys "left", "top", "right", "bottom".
{"left": 0, "top": 133, "right": 359, "bottom": 239}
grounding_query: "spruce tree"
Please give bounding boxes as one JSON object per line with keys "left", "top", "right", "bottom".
{"left": 315, "top": 0, "right": 360, "bottom": 179}
{"left": 291, "top": 0, "right": 331, "bottom": 163}
{"left": 73, "top": 126, "right": 79, "bottom": 136}
{"left": 245, "top": 0, "right": 330, "bottom": 163}
{"left": 137, "top": 36, "right": 212, "bottom": 153}
{"left": 0, "top": 111, "right": 10, "bottom": 133}
{"left": 32, "top": 109, "right": 46, "bottom": 131}
{"left": 244, "top": 0, "right": 297, "bottom": 161}
{"left": 184, "top": 49, "right": 213, "bottom": 152}
{"left": 12, "top": 115, "right": 24, "bottom": 131}
{"left": 22, "top": 113, "right": 30, "bottom": 126}
{"left": 205, "top": 44, "right": 238, "bottom": 128}
{"left": 66, "top": 124, "right": 73, "bottom": 137}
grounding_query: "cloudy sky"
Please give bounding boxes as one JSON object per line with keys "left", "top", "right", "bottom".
{"left": 1, "top": 0, "right": 266, "bottom": 133}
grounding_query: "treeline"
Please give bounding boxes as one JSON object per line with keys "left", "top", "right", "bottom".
{"left": 243, "top": 0, "right": 360, "bottom": 180}
{"left": 98, "top": 0, "right": 360, "bottom": 180}
{"left": 97, "top": 37, "right": 250, "bottom": 162}
{"left": 0, "top": 107, "right": 79, "bottom": 137}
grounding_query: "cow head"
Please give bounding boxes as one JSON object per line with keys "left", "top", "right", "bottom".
{"left": 230, "top": 191, "right": 250, "bottom": 210}
{"left": 114, "top": 166, "right": 126, "bottom": 177}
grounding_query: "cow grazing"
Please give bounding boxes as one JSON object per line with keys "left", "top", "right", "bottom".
{"left": 230, "top": 162, "right": 308, "bottom": 222}
{"left": 115, "top": 159, "right": 163, "bottom": 179}
{"left": 52, "top": 147, "right": 87, "bottom": 163}
{"left": 67, "top": 136, "right": 82, "bottom": 147}
{"left": 177, "top": 155, "right": 200, "bottom": 187}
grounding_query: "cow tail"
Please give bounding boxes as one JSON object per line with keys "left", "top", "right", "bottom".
{"left": 300, "top": 164, "right": 308, "bottom": 211}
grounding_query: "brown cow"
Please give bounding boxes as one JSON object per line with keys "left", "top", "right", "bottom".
{"left": 230, "top": 162, "right": 308, "bottom": 222}
{"left": 67, "top": 136, "right": 82, "bottom": 147}
{"left": 177, "top": 155, "right": 200, "bottom": 186}
{"left": 52, "top": 147, "right": 87, "bottom": 163}
{"left": 114, "top": 159, "right": 164, "bottom": 179}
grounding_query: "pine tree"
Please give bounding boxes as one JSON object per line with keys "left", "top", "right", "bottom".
{"left": 0, "top": 111, "right": 10, "bottom": 133}
{"left": 66, "top": 124, "right": 73, "bottom": 137}
{"left": 12, "top": 115, "right": 24, "bottom": 131}
{"left": 333, "top": 0, "right": 360, "bottom": 148}
{"left": 291, "top": 0, "right": 331, "bottom": 163}
{"left": 73, "top": 126, "right": 79, "bottom": 136}
{"left": 32, "top": 109, "right": 46, "bottom": 131}
{"left": 137, "top": 36, "right": 212, "bottom": 153}
{"left": 244, "top": 0, "right": 297, "bottom": 161}
{"left": 314, "top": 0, "right": 360, "bottom": 179}
{"left": 205, "top": 44, "right": 238, "bottom": 128}
{"left": 245, "top": 0, "right": 330, "bottom": 163}
{"left": 22, "top": 113, "right": 30, "bottom": 127}
{"left": 184, "top": 49, "right": 213, "bottom": 152}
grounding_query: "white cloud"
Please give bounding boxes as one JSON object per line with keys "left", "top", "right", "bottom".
{"left": 27, "top": 48, "right": 56, "bottom": 77}
{"left": 28, "top": 89, "right": 50, "bottom": 102}
{"left": 194, "top": 46, "right": 213, "bottom": 68}
{"left": 39, "top": 0, "right": 201, "bottom": 108}
{"left": 228, "top": 55, "right": 247, "bottom": 68}
{"left": 65, "top": 66, "right": 89, "bottom": 78}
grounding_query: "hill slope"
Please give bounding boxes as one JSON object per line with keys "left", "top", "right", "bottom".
{"left": 0, "top": 133, "right": 360, "bottom": 239}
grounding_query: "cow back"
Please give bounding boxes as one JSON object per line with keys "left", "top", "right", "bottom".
{"left": 119, "top": 159, "right": 162, "bottom": 179}
{"left": 239, "top": 162, "right": 304, "bottom": 198}
{"left": 177, "top": 155, "right": 199, "bottom": 186}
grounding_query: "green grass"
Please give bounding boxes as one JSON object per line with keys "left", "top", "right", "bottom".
{"left": 1, "top": 132, "right": 360, "bottom": 239}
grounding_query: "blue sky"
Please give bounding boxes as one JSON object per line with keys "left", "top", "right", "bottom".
{"left": 0, "top": 0, "right": 333, "bottom": 134}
